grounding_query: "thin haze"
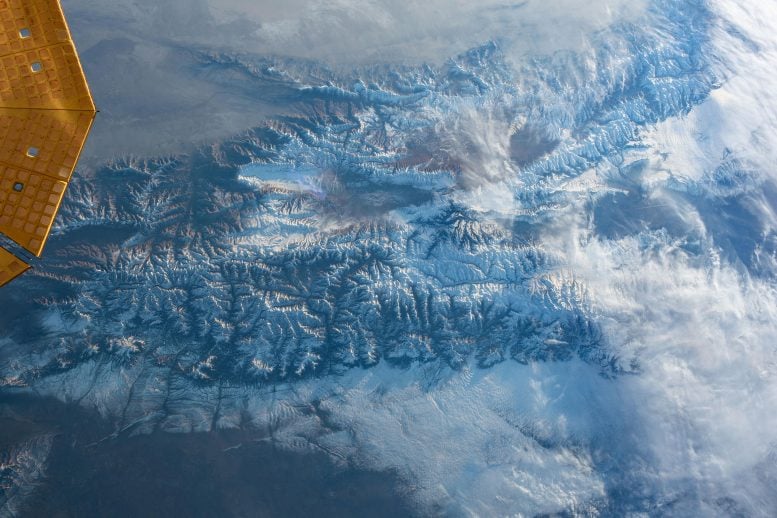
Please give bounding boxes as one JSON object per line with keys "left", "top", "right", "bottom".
{"left": 62, "top": 0, "right": 647, "bottom": 161}
{"left": 69, "top": 0, "right": 647, "bottom": 64}
{"left": 208, "top": 0, "right": 647, "bottom": 64}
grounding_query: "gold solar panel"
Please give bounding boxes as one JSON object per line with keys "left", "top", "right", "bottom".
{"left": 0, "top": 245, "right": 29, "bottom": 286}
{"left": 0, "top": 0, "right": 95, "bottom": 285}
{"left": 0, "top": 0, "right": 70, "bottom": 56}
{"left": 0, "top": 108, "right": 93, "bottom": 181}
{"left": 0, "top": 42, "right": 94, "bottom": 110}
{"left": 0, "top": 163, "right": 67, "bottom": 255}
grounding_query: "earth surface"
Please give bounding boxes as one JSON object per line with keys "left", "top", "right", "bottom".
{"left": 2, "top": 0, "right": 777, "bottom": 516}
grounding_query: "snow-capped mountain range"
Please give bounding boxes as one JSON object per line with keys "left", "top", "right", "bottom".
{"left": 3, "top": 0, "right": 777, "bottom": 515}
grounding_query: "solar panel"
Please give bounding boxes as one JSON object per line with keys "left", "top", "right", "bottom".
{"left": 0, "top": 0, "right": 95, "bottom": 285}
{"left": 0, "top": 244, "right": 28, "bottom": 286}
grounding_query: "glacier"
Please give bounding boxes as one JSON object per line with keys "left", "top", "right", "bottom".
{"left": 3, "top": 0, "right": 777, "bottom": 515}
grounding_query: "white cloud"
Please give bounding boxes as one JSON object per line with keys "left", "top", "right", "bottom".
{"left": 548, "top": 217, "right": 777, "bottom": 513}
{"left": 645, "top": 0, "right": 777, "bottom": 181}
